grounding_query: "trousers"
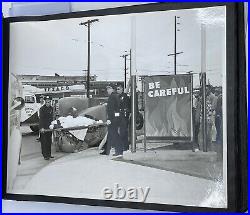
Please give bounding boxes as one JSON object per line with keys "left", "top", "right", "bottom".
{"left": 40, "top": 131, "right": 52, "bottom": 158}
{"left": 119, "top": 118, "right": 129, "bottom": 151}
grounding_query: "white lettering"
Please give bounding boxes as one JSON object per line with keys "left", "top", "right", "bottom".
{"left": 148, "top": 86, "right": 190, "bottom": 98}
{"left": 148, "top": 91, "right": 153, "bottom": 97}
{"left": 172, "top": 88, "right": 177, "bottom": 95}
{"left": 177, "top": 87, "right": 184, "bottom": 94}
{"left": 166, "top": 89, "right": 172, "bottom": 96}
{"left": 155, "top": 82, "right": 160, "bottom": 89}
{"left": 159, "top": 90, "right": 166, "bottom": 96}
{"left": 184, "top": 87, "right": 190, "bottom": 93}
{"left": 149, "top": 82, "right": 155, "bottom": 90}
{"left": 154, "top": 90, "right": 160, "bottom": 97}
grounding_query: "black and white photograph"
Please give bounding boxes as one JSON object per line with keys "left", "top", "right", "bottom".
{"left": 5, "top": 3, "right": 240, "bottom": 211}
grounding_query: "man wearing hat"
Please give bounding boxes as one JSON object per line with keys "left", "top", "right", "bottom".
{"left": 36, "top": 95, "right": 45, "bottom": 141}
{"left": 116, "top": 84, "right": 131, "bottom": 151}
{"left": 39, "top": 96, "right": 54, "bottom": 160}
{"left": 102, "top": 83, "right": 122, "bottom": 157}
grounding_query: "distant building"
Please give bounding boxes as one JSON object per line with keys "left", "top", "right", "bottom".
{"left": 18, "top": 75, "right": 123, "bottom": 98}
{"left": 17, "top": 74, "right": 97, "bottom": 88}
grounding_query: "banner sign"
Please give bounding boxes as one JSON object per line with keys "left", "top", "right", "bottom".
{"left": 144, "top": 75, "right": 193, "bottom": 141}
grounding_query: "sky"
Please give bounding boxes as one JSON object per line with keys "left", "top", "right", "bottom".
{"left": 9, "top": 6, "right": 226, "bottom": 88}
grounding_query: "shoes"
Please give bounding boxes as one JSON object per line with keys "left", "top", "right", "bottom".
{"left": 112, "top": 154, "right": 123, "bottom": 158}
{"left": 36, "top": 138, "right": 40, "bottom": 142}
{"left": 100, "top": 151, "right": 107, "bottom": 155}
{"left": 44, "top": 157, "right": 50, "bottom": 160}
{"left": 194, "top": 148, "right": 200, "bottom": 152}
{"left": 50, "top": 156, "right": 54, "bottom": 159}
{"left": 123, "top": 150, "right": 130, "bottom": 154}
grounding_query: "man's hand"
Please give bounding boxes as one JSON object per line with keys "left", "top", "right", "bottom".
{"left": 40, "top": 128, "right": 45, "bottom": 133}
{"left": 106, "top": 120, "right": 111, "bottom": 125}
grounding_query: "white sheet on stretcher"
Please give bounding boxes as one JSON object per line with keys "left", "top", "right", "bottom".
{"left": 50, "top": 116, "right": 103, "bottom": 141}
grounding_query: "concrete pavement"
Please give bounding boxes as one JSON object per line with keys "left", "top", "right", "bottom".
{"left": 12, "top": 126, "right": 66, "bottom": 193}
{"left": 14, "top": 146, "right": 225, "bottom": 208}
{"left": 10, "top": 128, "right": 226, "bottom": 208}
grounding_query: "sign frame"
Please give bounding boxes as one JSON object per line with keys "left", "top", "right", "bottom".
{"left": 143, "top": 74, "right": 193, "bottom": 143}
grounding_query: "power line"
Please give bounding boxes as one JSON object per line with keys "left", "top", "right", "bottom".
{"left": 120, "top": 51, "right": 130, "bottom": 88}
{"left": 167, "top": 16, "right": 184, "bottom": 75}
{"left": 79, "top": 19, "right": 99, "bottom": 98}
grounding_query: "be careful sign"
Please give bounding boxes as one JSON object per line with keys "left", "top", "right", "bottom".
{"left": 144, "top": 75, "right": 193, "bottom": 141}
{"left": 148, "top": 81, "right": 190, "bottom": 98}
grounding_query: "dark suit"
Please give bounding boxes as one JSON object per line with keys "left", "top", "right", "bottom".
{"left": 215, "top": 95, "right": 222, "bottom": 144}
{"left": 39, "top": 105, "right": 53, "bottom": 159}
{"left": 106, "top": 92, "right": 121, "bottom": 155}
{"left": 119, "top": 92, "right": 130, "bottom": 151}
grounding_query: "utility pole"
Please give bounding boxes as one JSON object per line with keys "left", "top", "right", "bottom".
{"left": 201, "top": 23, "right": 207, "bottom": 152}
{"left": 79, "top": 19, "right": 99, "bottom": 98}
{"left": 168, "top": 16, "right": 183, "bottom": 75}
{"left": 130, "top": 16, "right": 137, "bottom": 153}
{"left": 129, "top": 49, "right": 132, "bottom": 78}
{"left": 120, "top": 51, "right": 130, "bottom": 88}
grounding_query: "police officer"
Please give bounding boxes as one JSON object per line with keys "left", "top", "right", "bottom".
{"left": 116, "top": 84, "right": 130, "bottom": 151}
{"left": 39, "top": 96, "right": 54, "bottom": 160}
{"left": 36, "top": 95, "right": 45, "bottom": 142}
{"left": 104, "top": 84, "right": 122, "bottom": 156}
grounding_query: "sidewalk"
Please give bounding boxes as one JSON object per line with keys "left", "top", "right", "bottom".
{"left": 118, "top": 142, "right": 222, "bottom": 181}
{"left": 14, "top": 146, "right": 226, "bottom": 208}
{"left": 11, "top": 127, "right": 67, "bottom": 193}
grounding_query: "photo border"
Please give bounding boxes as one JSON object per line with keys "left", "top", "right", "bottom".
{"left": 2, "top": 2, "right": 247, "bottom": 212}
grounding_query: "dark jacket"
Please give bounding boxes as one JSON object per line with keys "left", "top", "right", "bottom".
{"left": 107, "top": 92, "right": 120, "bottom": 125}
{"left": 39, "top": 105, "right": 53, "bottom": 129}
{"left": 119, "top": 92, "right": 131, "bottom": 119}
{"left": 215, "top": 94, "right": 222, "bottom": 117}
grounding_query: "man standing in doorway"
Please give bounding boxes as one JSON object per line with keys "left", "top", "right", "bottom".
{"left": 39, "top": 96, "right": 54, "bottom": 160}
{"left": 117, "top": 84, "right": 130, "bottom": 152}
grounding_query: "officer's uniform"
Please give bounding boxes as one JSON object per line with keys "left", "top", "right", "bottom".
{"left": 106, "top": 91, "right": 121, "bottom": 155}
{"left": 118, "top": 92, "right": 130, "bottom": 151}
{"left": 39, "top": 97, "right": 53, "bottom": 159}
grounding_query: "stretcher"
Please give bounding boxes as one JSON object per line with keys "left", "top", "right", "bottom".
{"left": 42, "top": 122, "right": 108, "bottom": 133}
{"left": 42, "top": 122, "right": 108, "bottom": 153}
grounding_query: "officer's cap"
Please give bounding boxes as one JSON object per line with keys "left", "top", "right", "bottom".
{"left": 45, "top": 96, "right": 52, "bottom": 101}
{"left": 106, "top": 83, "right": 116, "bottom": 89}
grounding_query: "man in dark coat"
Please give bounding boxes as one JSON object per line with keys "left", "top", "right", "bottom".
{"left": 117, "top": 84, "right": 130, "bottom": 151}
{"left": 102, "top": 84, "right": 122, "bottom": 156}
{"left": 215, "top": 92, "right": 223, "bottom": 160}
{"left": 36, "top": 95, "right": 45, "bottom": 142}
{"left": 39, "top": 96, "right": 54, "bottom": 160}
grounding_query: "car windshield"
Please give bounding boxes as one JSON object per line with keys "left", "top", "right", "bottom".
{"left": 25, "top": 96, "right": 35, "bottom": 103}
